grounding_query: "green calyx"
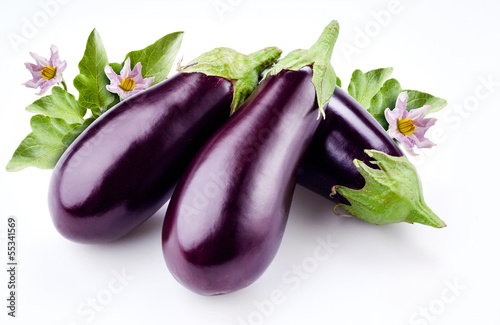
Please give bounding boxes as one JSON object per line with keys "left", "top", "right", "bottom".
{"left": 178, "top": 47, "right": 282, "bottom": 114}
{"left": 331, "top": 150, "right": 446, "bottom": 228}
{"left": 268, "top": 20, "right": 340, "bottom": 119}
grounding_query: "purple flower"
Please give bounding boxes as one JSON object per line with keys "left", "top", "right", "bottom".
{"left": 385, "top": 92, "right": 437, "bottom": 155}
{"left": 104, "top": 58, "right": 154, "bottom": 99}
{"left": 23, "top": 45, "right": 67, "bottom": 95}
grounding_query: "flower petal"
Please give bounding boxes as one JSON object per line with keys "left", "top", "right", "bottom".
{"left": 129, "top": 61, "right": 143, "bottom": 80}
{"left": 414, "top": 117, "right": 437, "bottom": 130}
{"left": 29, "top": 52, "right": 50, "bottom": 67}
{"left": 387, "top": 125, "right": 399, "bottom": 139}
{"left": 412, "top": 123, "right": 433, "bottom": 141}
{"left": 395, "top": 132, "right": 417, "bottom": 156}
{"left": 394, "top": 91, "right": 409, "bottom": 116}
{"left": 24, "top": 61, "right": 43, "bottom": 72}
{"left": 407, "top": 104, "right": 432, "bottom": 121}
{"left": 105, "top": 59, "right": 155, "bottom": 100}
{"left": 120, "top": 57, "right": 132, "bottom": 78}
{"left": 106, "top": 84, "right": 126, "bottom": 97}
{"left": 135, "top": 76, "right": 155, "bottom": 90}
{"left": 24, "top": 46, "right": 67, "bottom": 94}
{"left": 105, "top": 65, "right": 119, "bottom": 81}
{"left": 121, "top": 88, "right": 142, "bottom": 99}
{"left": 36, "top": 79, "right": 57, "bottom": 95}
{"left": 50, "top": 45, "right": 59, "bottom": 59}
{"left": 24, "top": 64, "right": 44, "bottom": 81}
{"left": 384, "top": 107, "right": 398, "bottom": 127}
{"left": 56, "top": 59, "right": 67, "bottom": 75}
{"left": 22, "top": 80, "right": 39, "bottom": 89}
{"left": 408, "top": 133, "right": 435, "bottom": 149}
{"left": 143, "top": 76, "right": 155, "bottom": 88}
{"left": 23, "top": 71, "right": 49, "bottom": 88}
{"left": 106, "top": 84, "right": 121, "bottom": 92}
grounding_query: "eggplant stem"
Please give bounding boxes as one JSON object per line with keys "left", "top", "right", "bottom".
{"left": 309, "top": 21, "right": 340, "bottom": 62}
{"left": 248, "top": 47, "right": 283, "bottom": 76}
{"left": 178, "top": 47, "right": 282, "bottom": 114}
{"left": 333, "top": 204, "right": 354, "bottom": 218}
{"left": 268, "top": 21, "right": 340, "bottom": 116}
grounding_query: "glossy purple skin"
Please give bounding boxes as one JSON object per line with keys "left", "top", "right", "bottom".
{"left": 298, "top": 86, "right": 403, "bottom": 204}
{"left": 162, "top": 67, "right": 320, "bottom": 295}
{"left": 48, "top": 72, "right": 233, "bottom": 244}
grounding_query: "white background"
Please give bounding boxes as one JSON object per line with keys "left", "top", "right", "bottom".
{"left": 1, "top": 0, "right": 499, "bottom": 324}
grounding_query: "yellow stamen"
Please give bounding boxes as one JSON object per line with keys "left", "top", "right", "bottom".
{"left": 398, "top": 118, "right": 416, "bottom": 136}
{"left": 120, "top": 77, "right": 135, "bottom": 91}
{"left": 41, "top": 66, "right": 56, "bottom": 80}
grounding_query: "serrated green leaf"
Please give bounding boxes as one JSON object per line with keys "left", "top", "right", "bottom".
{"left": 125, "top": 31, "right": 183, "bottom": 85}
{"left": 368, "top": 78, "right": 402, "bottom": 129}
{"left": 406, "top": 90, "right": 447, "bottom": 114}
{"left": 25, "top": 86, "right": 85, "bottom": 124}
{"left": 6, "top": 115, "right": 74, "bottom": 172}
{"left": 73, "top": 29, "right": 118, "bottom": 116}
{"left": 61, "top": 117, "right": 96, "bottom": 146}
{"left": 347, "top": 67, "right": 393, "bottom": 109}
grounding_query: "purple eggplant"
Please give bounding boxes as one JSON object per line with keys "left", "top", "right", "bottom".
{"left": 162, "top": 21, "right": 340, "bottom": 295}
{"left": 48, "top": 47, "right": 282, "bottom": 244}
{"left": 299, "top": 86, "right": 402, "bottom": 203}
{"left": 298, "top": 86, "right": 445, "bottom": 227}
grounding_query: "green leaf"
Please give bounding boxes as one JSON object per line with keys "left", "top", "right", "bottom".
{"left": 125, "top": 31, "right": 183, "bottom": 85}
{"left": 61, "top": 117, "right": 96, "bottom": 146}
{"left": 8, "top": 30, "right": 187, "bottom": 172}
{"left": 6, "top": 115, "right": 74, "bottom": 172}
{"left": 25, "top": 86, "right": 85, "bottom": 124}
{"left": 336, "top": 76, "right": 342, "bottom": 88}
{"left": 366, "top": 78, "right": 448, "bottom": 130}
{"left": 332, "top": 150, "right": 446, "bottom": 228}
{"left": 406, "top": 90, "right": 448, "bottom": 114}
{"left": 347, "top": 67, "right": 393, "bottom": 109}
{"left": 73, "top": 29, "right": 118, "bottom": 116}
{"left": 8, "top": 30, "right": 186, "bottom": 172}
{"left": 368, "top": 78, "right": 402, "bottom": 129}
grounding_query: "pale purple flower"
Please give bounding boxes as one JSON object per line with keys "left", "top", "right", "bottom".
{"left": 104, "top": 58, "right": 154, "bottom": 99}
{"left": 23, "top": 45, "right": 67, "bottom": 95}
{"left": 385, "top": 92, "right": 437, "bottom": 155}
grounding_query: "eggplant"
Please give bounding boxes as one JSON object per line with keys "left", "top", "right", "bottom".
{"left": 162, "top": 21, "right": 340, "bottom": 295}
{"left": 298, "top": 86, "right": 403, "bottom": 203}
{"left": 298, "top": 86, "right": 445, "bottom": 227}
{"left": 48, "top": 47, "right": 282, "bottom": 244}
